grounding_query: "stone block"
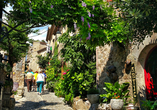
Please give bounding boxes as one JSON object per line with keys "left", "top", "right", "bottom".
{"left": 84, "top": 100, "right": 91, "bottom": 109}
{"left": 89, "top": 103, "right": 99, "bottom": 110}
{"left": 2, "top": 98, "right": 15, "bottom": 109}
{"left": 98, "top": 103, "right": 111, "bottom": 110}
{"left": 73, "top": 97, "right": 88, "bottom": 110}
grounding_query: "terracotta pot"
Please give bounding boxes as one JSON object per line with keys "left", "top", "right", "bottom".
{"left": 110, "top": 99, "right": 124, "bottom": 110}
{"left": 87, "top": 94, "right": 99, "bottom": 104}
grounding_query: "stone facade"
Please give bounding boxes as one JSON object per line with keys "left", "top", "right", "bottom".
{"left": 46, "top": 25, "right": 67, "bottom": 58}
{"left": 96, "top": 33, "right": 157, "bottom": 109}
{"left": 27, "top": 41, "right": 47, "bottom": 72}
{"left": 12, "top": 58, "right": 25, "bottom": 89}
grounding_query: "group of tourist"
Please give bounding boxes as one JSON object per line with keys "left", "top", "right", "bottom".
{"left": 25, "top": 69, "right": 47, "bottom": 95}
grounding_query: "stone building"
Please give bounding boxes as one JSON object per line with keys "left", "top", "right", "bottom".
{"left": 46, "top": 25, "right": 67, "bottom": 59}
{"left": 96, "top": 33, "right": 157, "bottom": 109}
{"left": 26, "top": 41, "right": 47, "bottom": 72}
{"left": 46, "top": 25, "right": 68, "bottom": 78}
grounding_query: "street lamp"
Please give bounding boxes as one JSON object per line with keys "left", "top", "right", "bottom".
{"left": 56, "top": 30, "right": 61, "bottom": 39}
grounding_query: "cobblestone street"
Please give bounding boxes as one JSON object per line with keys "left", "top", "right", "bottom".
{"left": 14, "top": 87, "right": 73, "bottom": 110}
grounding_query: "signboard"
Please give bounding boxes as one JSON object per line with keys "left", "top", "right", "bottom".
{"left": 131, "top": 64, "right": 137, "bottom": 102}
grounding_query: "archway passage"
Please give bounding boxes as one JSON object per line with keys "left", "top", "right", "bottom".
{"left": 145, "top": 46, "right": 157, "bottom": 100}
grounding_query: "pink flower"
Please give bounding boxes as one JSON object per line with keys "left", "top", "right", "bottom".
{"left": 93, "top": 5, "right": 95, "bottom": 10}
{"left": 82, "top": 1, "right": 86, "bottom": 7}
{"left": 63, "top": 72, "right": 67, "bottom": 75}
{"left": 86, "top": 33, "right": 91, "bottom": 40}
{"left": 67, "top": 69, "right": 69, "bottom": 72}
{"left": 81, "top": 16, "right": 84, "bottom": 22}
{"left": 87, "top": 22, "right": 90, "bottom": 28}
{"left": 88, "top": 12, "right": 91, "bottom": 17}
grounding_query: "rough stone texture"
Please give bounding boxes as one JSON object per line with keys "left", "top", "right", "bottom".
{"left": 72, "top": 97, "right": 100, "bottom": 110}
{"left": 13, "top": 57, "right": 25, "bottom": 89}
{"left": 27, "top": 41, "right": 47, "bottom": 72}
{"left": 87, "top": 94, "right": 99, "bottom": 104}
{"left": 2, "top": 98, "right": 15, "bottom": 109}
{"left": 12, "top": 57, "right": 25, "bottom": 102}
{"left": 96, "top": 43, "right": 132, "bottom": 95}
{"left": 96, "top": 33, "right": 157, "bottom": 109}
{"left": 89, "top": 103, "right": 99, "bottom": 110}
{"left": 98, "top": 103, "right": 111, "bottom": 110}
{"left": 73, "top": 97, "right": 89, "bottom": 110}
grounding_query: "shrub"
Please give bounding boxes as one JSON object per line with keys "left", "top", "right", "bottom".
{"left": 142, "top": 100, "right": 157, "bottom": 110}
{"left": 100, "top": 81, "right": 130, "bottom": 103}
{"left": 46, "top": 68, "right": 61, "bottom": 90}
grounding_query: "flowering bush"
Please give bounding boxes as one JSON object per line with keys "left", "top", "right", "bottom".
{"left": 112, "top": 93, "right": 120, "bottom": 99}
{"left": 46, "top": 68, "right": 61, "bottom": 91}
{"left": 100, "top": 81, "right": 130, "bottom": 103}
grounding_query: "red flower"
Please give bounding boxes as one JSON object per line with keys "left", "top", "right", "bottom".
{"left": 114, "top": 93, "right": 116, "bottom": 95}
{"left": 63, "top": 72, "right": 67, "bottom": 75}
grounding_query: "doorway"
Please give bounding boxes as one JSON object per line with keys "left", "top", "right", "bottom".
{"left": 145, "top": 46, "right": 157, "bottom": 100}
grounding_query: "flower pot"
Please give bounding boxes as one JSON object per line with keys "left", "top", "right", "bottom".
{"left": 110, "top": 99, "right": 124, "bottom": 110}
{"left": 87, "top": 94, "right": 99, "bottom": 104}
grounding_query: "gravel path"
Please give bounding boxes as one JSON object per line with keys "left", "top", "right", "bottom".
{"left": 14, "top": 87, "right": 73, "bottom": 110}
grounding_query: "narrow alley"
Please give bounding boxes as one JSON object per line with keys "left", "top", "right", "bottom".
{"left": 14, "top": 87, "right": 73, "bottom": 110}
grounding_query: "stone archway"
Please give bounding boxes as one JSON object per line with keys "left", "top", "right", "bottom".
{"left": 136, "top": 44, "right": 157, "bottom": 101}
{"left": 133, "top": 33, "right": 157, "bottom": 107}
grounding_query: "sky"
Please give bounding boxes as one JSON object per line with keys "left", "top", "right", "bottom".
{"left": 2, "top": 4, "right": 50, "bottom": 41}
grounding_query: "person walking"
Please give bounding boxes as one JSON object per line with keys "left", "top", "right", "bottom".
{"left": 33, "top": 71, "right": 38, "bottom": 92}
{"left": 42, "top": 70, "right": 47, "bottom": 92}
{"left": 26, "top": 69, "right": 33, "bottom": 92}
{"left": 36, "top": 70, "right": 45, "bottom": 95}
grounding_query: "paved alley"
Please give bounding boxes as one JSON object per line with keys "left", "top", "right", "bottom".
{"left": 14, "top": 87, "right": 73, "bottom": 110}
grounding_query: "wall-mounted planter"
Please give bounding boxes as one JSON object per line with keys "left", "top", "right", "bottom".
{"left": 87, "top": 94, "right": 99, "bottom": 104}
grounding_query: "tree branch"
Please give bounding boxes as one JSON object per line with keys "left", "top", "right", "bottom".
{"left": 2, "top": 9, "right": 29, "bottom": 21}
{"left": 0, "top": 21, "right": 26, "bottom": 42}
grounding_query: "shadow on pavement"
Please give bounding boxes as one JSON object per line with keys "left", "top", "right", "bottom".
{"left": 15, "top": 101, "right": 61, "bottom": 110}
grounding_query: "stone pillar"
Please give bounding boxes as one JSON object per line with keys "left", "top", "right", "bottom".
{"left": 13, "top": 58, "right": 25, "bottom": 100}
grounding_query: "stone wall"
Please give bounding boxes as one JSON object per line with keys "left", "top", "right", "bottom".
{"left": 96, "top": 33, "right": 157, "bottom": 109}
{"left": 27, "top": 42, "right": 47, "bottom": 72}
{"left": 96, "top": 42, "right": 132, "bottom": 93}
{"left": 13, "top": 57, "right": 25, "bottom": 88}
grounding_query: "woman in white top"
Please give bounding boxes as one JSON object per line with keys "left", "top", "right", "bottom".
{"left": 36, "top": 71, "right": 45, "bottom": 95}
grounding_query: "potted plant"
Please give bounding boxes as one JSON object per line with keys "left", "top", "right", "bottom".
{"left": 100, "top": 81, "right": 130, "bottom": 110}
{"left": 87, "top": 88, "right": 99, "bottom": 104}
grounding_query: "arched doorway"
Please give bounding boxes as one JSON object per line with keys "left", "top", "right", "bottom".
{"left": 145, "top": 46, "right": 157, "bottom": 100}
